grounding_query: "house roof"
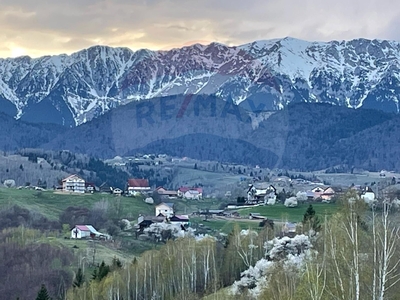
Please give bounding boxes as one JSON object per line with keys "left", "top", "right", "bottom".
{"left": 306, "top": 191, "right": 315, "bottom": 197}
{"left": 312, "top": 186, "right": 325, "bottom": 192}
{"left": 156, "top": 187, "right": 178, "bottom": 195}
{"left": 75, "top": 225, "right": 90, "bottom": 231}
{"left": 179, "top": 186, "right": 203, "bottom": 193}
{"left": 186, "top": 190, "right": 200, "bottom": 195}
{"left": 128, "top": 179, "right": 149, "bottom": 188}
{"left": 139, "top": 216, "right": 165, "bottom": 226}
{"left": 86, "top": 225, "right": 101, "bottom": 235}
{"left": 364, "top": 186, "right": 374, "bottom": 192}
{"left": 170, "top": 215, "right": 189, "bottom": 222}
{"left": 73, "top": 225, "right": 104, "bottom": 235}
{"left": 63, "top": 174, "right": 84, "bottom": 182}
{"left": 322, "top": 187, "right": 336, "bottom": 195}
{"left": 247, "top": 185, "right": 255, "bottom": 193}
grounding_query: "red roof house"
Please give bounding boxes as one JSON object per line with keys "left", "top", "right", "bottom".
{"left": 127, "top": 179, "right": 151, "bottom": 195}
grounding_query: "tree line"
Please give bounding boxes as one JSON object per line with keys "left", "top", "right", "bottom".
{"left": 68, "top": 191, "right": 400, "bottom": 299}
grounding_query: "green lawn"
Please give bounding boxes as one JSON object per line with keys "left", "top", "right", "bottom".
{"left": 188, "top": 203, "right": 338, "bottom": 234}
{"left": 238, "top": 203, "right": 339, "bottom": 222}
{"left": 0, "top": 188, "right": 225, "bottom": 223}
{"left": 0, "top": 188, "right": 339, "bottom": 238}
{"left": 0, "top": 188, "right": 154, "bottom": 220}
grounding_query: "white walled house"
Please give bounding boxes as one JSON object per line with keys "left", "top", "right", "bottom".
{"left": 178, "top": 187, "right": 203, "bottom": 199}
{"left": 113, "top": 188, "right": 123, "bottom": 195}
{"left": 71, "top": 225, "right": 92, "bottom": 239}
{"left": 183, "top": 190, "right": 201, "bottom": 200}
{"left": 62, "top": 175, "right": 85, "bottom": 193}
{"left": 170, "top": 215, "right": 190, "bottom": 226}
{"left": 127, "top": 179, "right": 151, "bottom": 195}
{"left": 71, "top": 225, "right": 109, "bottom": 239}
{"left": 155, "top": 203, "right": 174, "bottom": 217}
{"left": 361, "top": 187, "right": 376, "bottom": 204}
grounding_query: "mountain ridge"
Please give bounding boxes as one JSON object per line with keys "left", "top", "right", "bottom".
{"left": 39, "top": 95, "right": 400, "bottom": 171}
{"left": 1, "top": 37, "right": 400, "bottom": 126}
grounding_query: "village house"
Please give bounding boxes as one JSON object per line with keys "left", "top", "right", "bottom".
{"left": 321, "top": 187, "right": 343, "bottom": 201}
{"left": 71, "top": 225, "right": 108, "bottom": 239}
{"left": 169, "top": 215, "right": 190, "bottom": 227}
{"left": 311, "top": 186, "right": 325, "bottom": 199}
{"left": 321, "top": 187, "right": 336, "bottom": 201}
{"left": 127, "top": 179, "right": 151, "bottom": 196}
{"left": 183, "top": 190, "right": 202, "bottom": 200}
{"left": 156, "top": 186, "right": 178, "bottom": 199}
{"left": 178, "top": 187, "right": 203, "bottom": 200}
{"left": 361, "top": 186, "right": 376, "bottom": 203}
{"left": 247, "top": 184, "right": 277, "bottom": 204}
{"left": 85, "top": 182, "right": 97, "bottom": 193}
{"left": 137, "top": 215, "right": 165, "bottom": 232}
{"left": 155, "top": 202, "right": 175, "bottom": 217}
{"left": 113, "top": 188, "right": 123, "bottom": 196}
{"left": 62, "top": 175, "right": 85, "bottom": 193}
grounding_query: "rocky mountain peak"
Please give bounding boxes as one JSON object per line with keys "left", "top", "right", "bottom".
{"left": 0, "top": 37, "right": 399, "bottom": 126}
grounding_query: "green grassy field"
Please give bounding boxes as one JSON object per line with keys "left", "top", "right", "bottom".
{"left": 0, "top": 188, "right": 154, "bottom": 220}
{"left": 0, "top": 188, "right": 338, "bottom": 226}
{"left": 238, "top": 203, "right": 339, "bottom": 222}
{"left": 190, "top": 203, "right": 340, "bottom": 234}
{"left": 0, "top": 187, "right": 227, "bottom": 221}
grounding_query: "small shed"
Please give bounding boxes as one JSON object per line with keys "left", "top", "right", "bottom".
{"left": 71, "top": 225, "right": 107, "bottom": 239}
{"left": 71, "top": 225, "right": 92, "bottom": 239}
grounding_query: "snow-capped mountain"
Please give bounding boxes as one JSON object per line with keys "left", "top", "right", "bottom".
{"left": 1, "top": 37, "right": 400, "bottom": 126}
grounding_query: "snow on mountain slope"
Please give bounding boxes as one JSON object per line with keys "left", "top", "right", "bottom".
{"left": 1, "top": 37, "right": 400, "bottom": 126}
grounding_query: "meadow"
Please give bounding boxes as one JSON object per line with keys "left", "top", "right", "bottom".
{"left": 0, "top": 187, "right": 154, "bottom": 220}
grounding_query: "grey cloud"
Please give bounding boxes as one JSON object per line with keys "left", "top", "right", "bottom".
{"left": 0, "top": 0, "right": 398, "bottom": 58}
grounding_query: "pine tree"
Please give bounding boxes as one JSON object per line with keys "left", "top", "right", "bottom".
{"left": 303, "top": 204, "right": 316, "bottom": 222}
{"left": 73, "top": 268, "right": 85, "bottom": 288}
{"left": 91, "top": 268, "right": 98, "bottom": 281}
{"left": 302, "top": 204, "right": 321, "bottom": 232}
{"left": 92, "top": 261, "right": 110, "bottom": 282}
{"left": 112, "top": 256, "right": 123, "bottom": 270}
{"left": 35, "top": 284, "right": 50, "bottom": 300}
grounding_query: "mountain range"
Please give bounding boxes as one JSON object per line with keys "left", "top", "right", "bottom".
{"left": 1, "top": 37, "right": 400, "bottom": 127}
{"left": 1, "top": 94, "right": 399, "bottom": 172}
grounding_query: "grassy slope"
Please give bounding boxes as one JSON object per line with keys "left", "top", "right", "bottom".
{"left": 238, "top": 203, "right": 339, "bottom": 222}
{"left": 0, "top": 188, "right": 338, "bottom": 230}
{"left": 0, "top": 188, "right": 155, "bottom": 220}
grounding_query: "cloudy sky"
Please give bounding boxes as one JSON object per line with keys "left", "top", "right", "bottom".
{"left": 0, "top": 0, "right": 399, "bottom": 58}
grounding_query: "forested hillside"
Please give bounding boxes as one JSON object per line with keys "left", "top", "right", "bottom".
{"left": 1, "top": 95, "right": 400, "bottom": 171}
{"left": 66, "top": 192, "right": 400, "bottom": 300}
{"left": 0, "top": 112, "right": 64, "bottom": 151}
{"left": 41, "top": 96, "right": 399, "bottom": 171}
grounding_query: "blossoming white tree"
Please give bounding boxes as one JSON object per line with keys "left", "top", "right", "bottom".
{"left": 231, "top": 234, "right": 312, "bottom": 299}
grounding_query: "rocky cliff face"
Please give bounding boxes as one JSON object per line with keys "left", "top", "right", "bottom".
{"left": 1, "top": 37, "right": 400, "bottom": 126}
